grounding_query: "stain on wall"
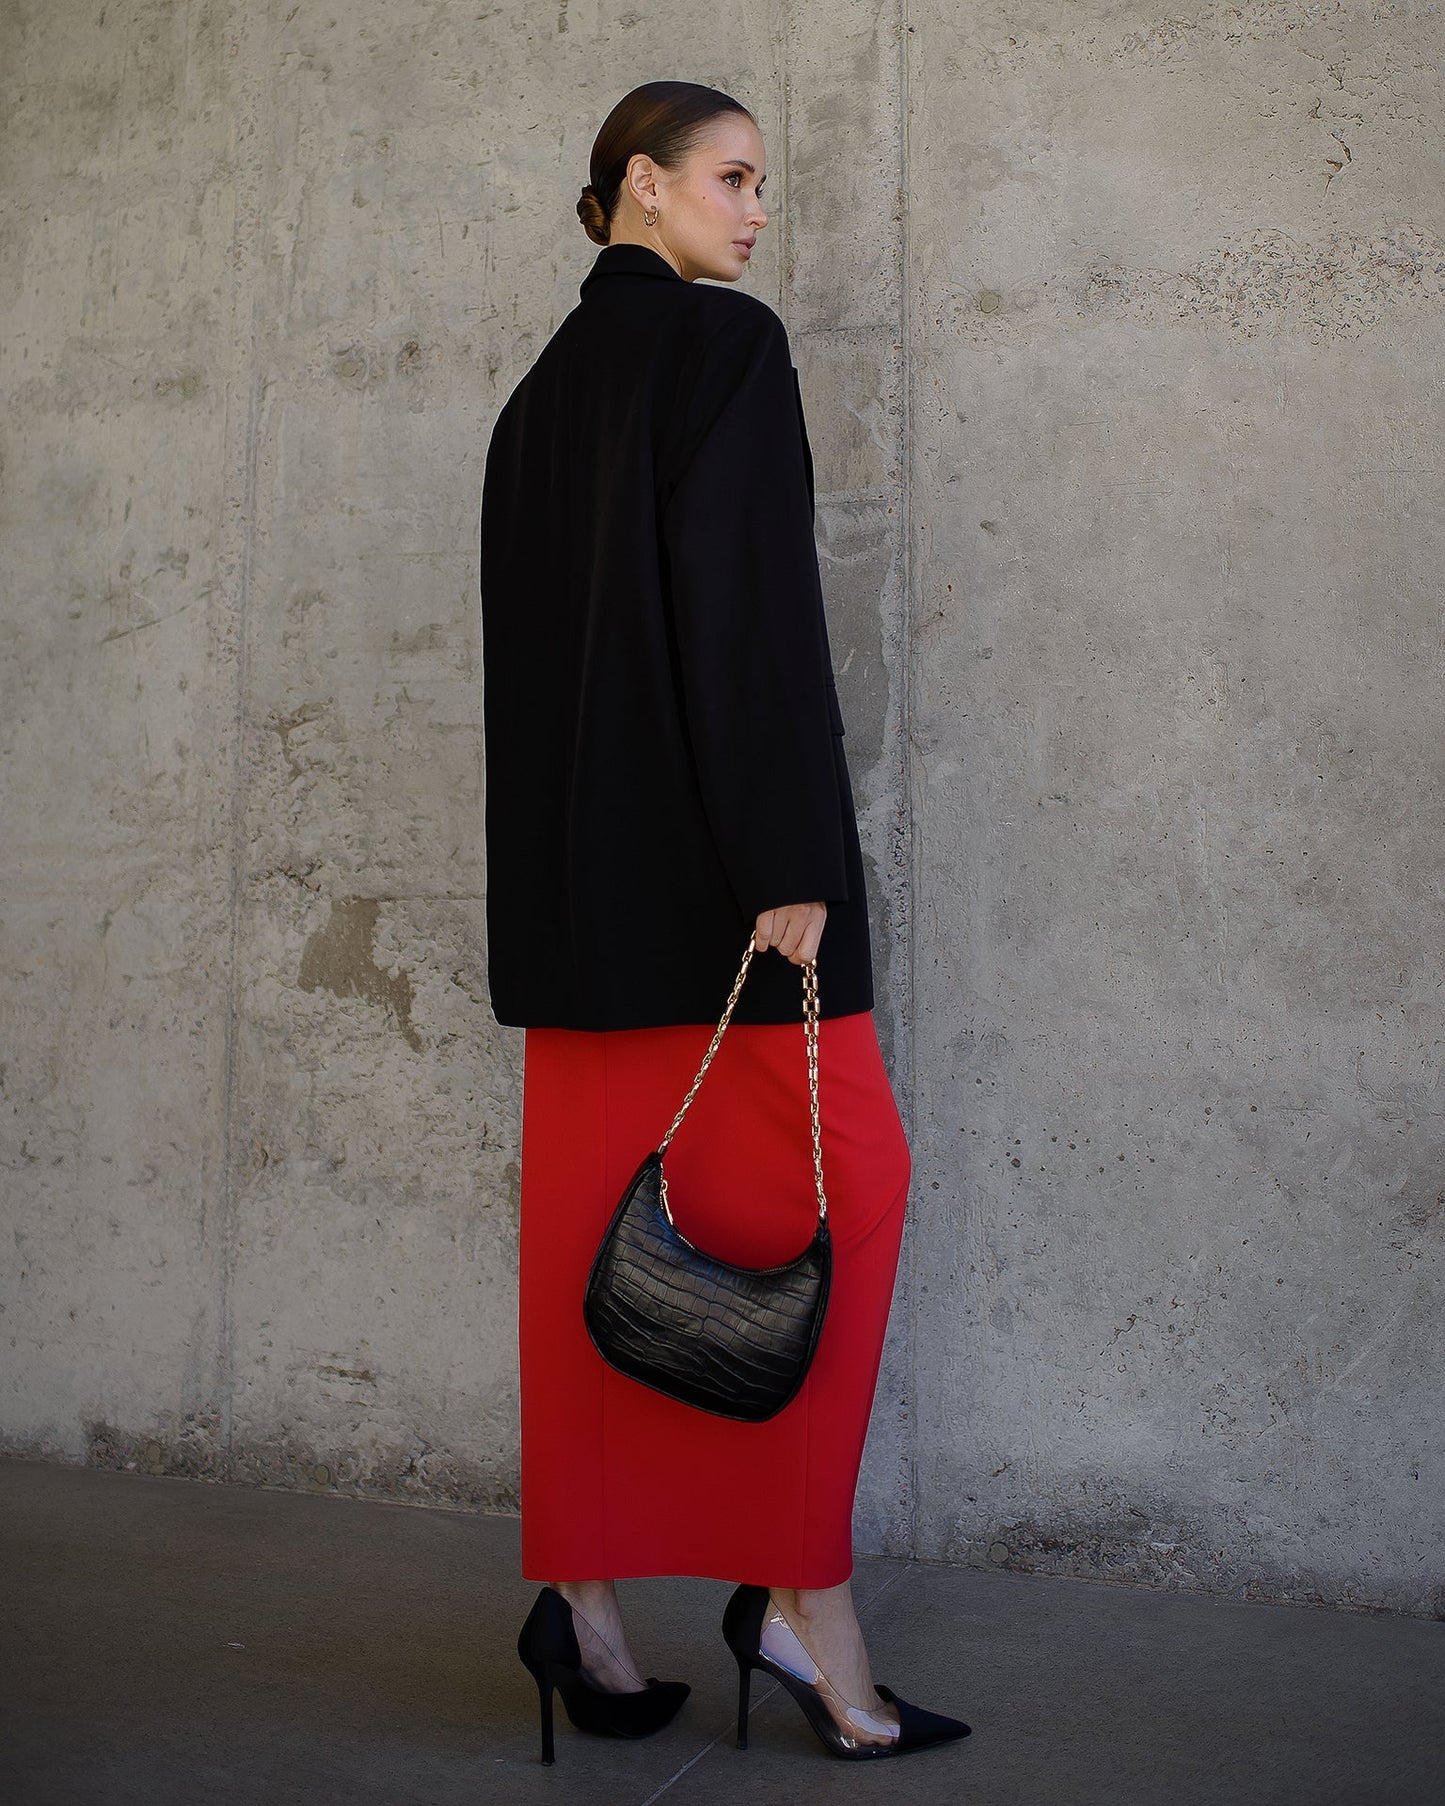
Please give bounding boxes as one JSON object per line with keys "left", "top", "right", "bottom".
{"left": 298, "top": 898, "right": 421, "bottom": 1053}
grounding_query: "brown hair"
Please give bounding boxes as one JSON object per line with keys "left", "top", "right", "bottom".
{"left": 577, "top": 80, "right": 754, "bottom": 246}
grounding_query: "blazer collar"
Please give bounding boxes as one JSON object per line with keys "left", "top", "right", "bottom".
{"left": 579, "top": 242, "right": 686, "bottom": 295}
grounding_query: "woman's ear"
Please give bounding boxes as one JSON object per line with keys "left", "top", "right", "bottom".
{"left": 624, "top": 152, "right": 660, "bottom": 214}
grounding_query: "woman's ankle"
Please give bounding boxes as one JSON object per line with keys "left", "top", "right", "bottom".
{"left": 549, "top": 1578, "right": 619, "bottom": 1611}
{"left": 776, "top": 1579, "right": 853, "bottom": 1622}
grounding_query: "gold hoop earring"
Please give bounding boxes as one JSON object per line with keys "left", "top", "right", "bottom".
{"left": 644, "top": 207, "right": 659, "bottom": 227}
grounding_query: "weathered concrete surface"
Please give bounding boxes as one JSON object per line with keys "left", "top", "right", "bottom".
{"left": 904, "top": 1, "right": 1445, "bottom": 1616}
{"left": 0, "top": 1, "right": 240, "bottom": 1481}
{"left": 1, "top": 0, "right": 1440, "bottom": 1617}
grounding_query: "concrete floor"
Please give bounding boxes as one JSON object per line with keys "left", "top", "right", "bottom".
{"left": 1, "top": 1457, "right": 1440, "bottom": 1805}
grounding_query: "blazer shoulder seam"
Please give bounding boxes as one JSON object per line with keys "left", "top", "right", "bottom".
{"left": 686, "top": 288, "right": 787, "bottom": 355}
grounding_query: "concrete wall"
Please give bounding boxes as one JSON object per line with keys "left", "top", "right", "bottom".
{"left": 2, "top": 1, "right": 1440, "bottom": 1617}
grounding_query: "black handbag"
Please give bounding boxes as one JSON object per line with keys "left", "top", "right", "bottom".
{"left": 582, "top": 932, "right": 832, "bottom": 1422}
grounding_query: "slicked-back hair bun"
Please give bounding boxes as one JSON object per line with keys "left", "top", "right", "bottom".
{"left": 577, "top": 183, "right": 610, "bottom": 245}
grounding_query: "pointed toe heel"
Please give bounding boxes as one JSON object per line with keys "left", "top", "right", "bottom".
{"left": 873, "top": 1680, "right": 971, "bottom": 1751}
{"left": 516, "top": 1585, "right": 690, "bottom": 1764}
{"left": 720, "top": 1580, "right": 970, "bottom": 1761}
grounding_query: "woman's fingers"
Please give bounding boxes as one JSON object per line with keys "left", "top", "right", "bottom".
{"left": 753, "top": 902, "right": 827, "bottom": 965}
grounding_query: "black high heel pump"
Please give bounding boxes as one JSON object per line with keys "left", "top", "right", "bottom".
{"left": 721, "top": 1582, "right": 971, "bottom": 1761}
{"left": 515, "top": 1585, "right": 690, "bottom": 1765}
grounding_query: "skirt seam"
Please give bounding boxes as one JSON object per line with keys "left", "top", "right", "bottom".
{"left": 600, "top": 1024, "right": 612, "bottom": 1578}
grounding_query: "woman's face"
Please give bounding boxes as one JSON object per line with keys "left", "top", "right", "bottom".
{"left": 624, "top": 116, "right": 769, "bottom": 283}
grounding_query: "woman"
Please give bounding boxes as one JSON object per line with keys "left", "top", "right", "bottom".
{"left": 479, "top": 80, "right": 970, "bottom": 1766}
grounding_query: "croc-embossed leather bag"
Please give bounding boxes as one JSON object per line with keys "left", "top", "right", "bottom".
{"left": 582, "top": 933, "right": 832, "bottom": 1422}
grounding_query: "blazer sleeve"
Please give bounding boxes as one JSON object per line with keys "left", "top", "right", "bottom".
{"left": 659, "top": 306, "right": 850, "bottom": 921}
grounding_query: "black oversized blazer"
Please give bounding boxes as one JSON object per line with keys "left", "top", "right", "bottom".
{"left": 478, "top": 241, "right": 873, "bottom": 1028}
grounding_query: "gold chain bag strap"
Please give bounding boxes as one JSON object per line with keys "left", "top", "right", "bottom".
{"left": 582, "top": 932, "right": 832, "bottom": 1422}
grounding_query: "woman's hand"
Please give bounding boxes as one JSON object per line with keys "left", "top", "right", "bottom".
{"left": 754, "top": 902, "right": 827, "bottom": 965}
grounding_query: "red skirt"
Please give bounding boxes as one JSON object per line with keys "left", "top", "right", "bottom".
{"left": 517, "top": 1008, "right": 910, "bottom": 1588}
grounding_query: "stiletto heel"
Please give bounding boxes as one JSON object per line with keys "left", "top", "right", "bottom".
{"left": 532, "top": 1668, "right": 556, "bottom": 1765}
{"left": 721, "top": 1581, "right": 971, "bottom": 1762}
{"left": 515, "top": 1585, "right": 690, "bottom": 1764}
{"left": 734, "top": 1652, "right": 753, "bottom": 1748}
